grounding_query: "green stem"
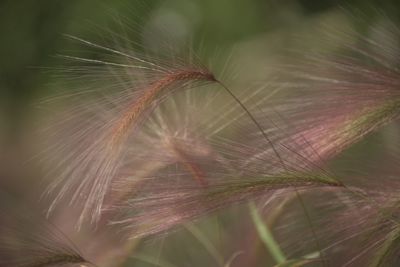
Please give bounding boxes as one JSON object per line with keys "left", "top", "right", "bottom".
{"left": 370, "top": 226, "right": 400, "bottom": 267}
{"left": 249, "top": 201, "right": 286, "bottom": 264}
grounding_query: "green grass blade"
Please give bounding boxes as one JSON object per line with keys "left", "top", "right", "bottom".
{"left": 249, "top": 201, "right": 286, "bottom": 264}
{"left": 369, "top": 226, "right": 400, "bottom": 267}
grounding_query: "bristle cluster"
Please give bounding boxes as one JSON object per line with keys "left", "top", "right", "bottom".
{"left": 111, "top": 69, "right": 215, "bottom": 144}
{"left": 32, "top": 10, "right": 400, "bottom": 266}
{"left": 0, "top": 196, "right": 91, "bottom": 267}
{"left": 21, "top": 253, "right": 86, "bottom": 267}
{"left": 41, "top": 48, "right": 219, "bottom": 226}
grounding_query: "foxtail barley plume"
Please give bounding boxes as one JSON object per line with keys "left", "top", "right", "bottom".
{"left": 31, "top": 8, "right": 400, "bottom": 267}
{"left": 0, "top": 193, "right": 93, "bottom": 267}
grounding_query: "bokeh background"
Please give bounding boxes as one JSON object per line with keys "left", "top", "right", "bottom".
{"left": 1, "top": 0, "right": 400, "bottom": 266}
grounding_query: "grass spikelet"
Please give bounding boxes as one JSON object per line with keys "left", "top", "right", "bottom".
{"left": 0, "top": 193, "right": 93, "bottom": 267}
{"left": 103, "top": 88, "right": 233, "bottom": 212}
{"left": 110, "top": 107, "right": 343, "bottom": 238}
{"left": 268, "top": 137, "right": 400, "bottom": 267}
{"left": 40, "top": 34, "right": 218, "bottom": 227}
{"left": 240, "top": 18, "right": 400, "bottom": 170}
{"left": 110, "top": 69, "right": 215, "bottom": 145}
{"left": 113, "top": 173, "right": 341, "bottom": 241}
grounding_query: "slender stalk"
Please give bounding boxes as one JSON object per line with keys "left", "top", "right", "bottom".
{"left": 369, "top": 226, "right": 400, "bottom": 267}
{"left": 249, "top": 201, "right": 286, "bottom": 264}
